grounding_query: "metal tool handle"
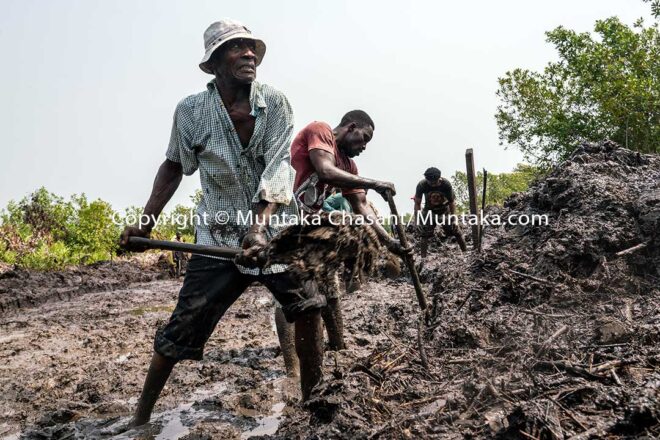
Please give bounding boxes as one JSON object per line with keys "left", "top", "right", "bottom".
{"left": 385, "top": 191, "right": 429, "bottom": 312}
{"left": 127, "top": 237, "right": 241, "bottom": 259}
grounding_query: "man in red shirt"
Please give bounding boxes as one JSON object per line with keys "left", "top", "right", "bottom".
{"left": 274, "top": 110, "right": 407, "bottom": 361}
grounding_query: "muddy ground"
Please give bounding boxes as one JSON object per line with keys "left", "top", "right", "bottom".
{"left": 0, "top": 269, "right": 300, "bottom": 439}
{"left": 0, "top": 141, "right": 658, "bottom": 439}
{"left": 0, "top": 257, "right": 420, "bottom": 440}
{"left": 276, "top": 142, "right": 660, "bottom": 439}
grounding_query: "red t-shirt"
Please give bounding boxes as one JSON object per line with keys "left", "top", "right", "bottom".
{"left": 291, "top": 121, "right": 365, "bottom": 212}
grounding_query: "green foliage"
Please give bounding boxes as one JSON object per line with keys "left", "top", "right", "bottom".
{"left": 3, "top": 187, "right": 73, "bottom": 241}
{"left": 190, "top": 189, "right": 203, "bottom": 206}
{"left": 18, "top": 241, "right": 72, "bottom": 270}
{"left": 0, "top": 239, "right": 17, "bottom": 265}
{"left": 153, "top": 204, "right": 196, "bottom": 240}
{"left": 496, "top": 16, "right": 660, "bottom": 166}
{"left": 0, "top": 188, "right": 200, "bottom": 270}
{"left": 451, "top": 164, "right": 542, "bottom": 212}
{"left": 65, "top": 195, "right": 122, "bottom": 263}
{"left": 644, "top": 0, "right": 660, "bottom": 19}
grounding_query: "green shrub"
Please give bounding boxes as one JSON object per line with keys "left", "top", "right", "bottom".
{"left": 0, "top": 188, "right": 200, "bottom": 270}
{"left": 18, "top": 241, "right": 72, "bottom": 270}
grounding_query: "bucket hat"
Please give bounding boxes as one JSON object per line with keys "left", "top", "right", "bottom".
{"left": 199, "top": 19, "right": 266, "bottom": 74}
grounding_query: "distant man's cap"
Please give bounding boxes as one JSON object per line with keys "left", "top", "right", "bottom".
{"left": 199, "top": 19, "right": 266, "bottom": 74}
{"left": 424, "top": 167, "right": 441, "bottom": 178}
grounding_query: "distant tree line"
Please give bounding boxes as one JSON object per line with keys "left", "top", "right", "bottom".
{"left": 450, "top": 164, "right": 541, "bottom": 213}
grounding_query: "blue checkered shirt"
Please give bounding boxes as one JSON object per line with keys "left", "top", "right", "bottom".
{"left": 166, "top": 80, "right": 297, "bottom": 274}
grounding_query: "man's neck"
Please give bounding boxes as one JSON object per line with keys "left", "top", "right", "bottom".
{"left": 214, "top": 77, "right": 251, "bottom": 108}
{"left": 332, "top": 127, "right": 347, "bottom": 156}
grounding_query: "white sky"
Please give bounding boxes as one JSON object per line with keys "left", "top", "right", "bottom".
{"left": 0, "top": 0, "right": 653, "bottom": 215}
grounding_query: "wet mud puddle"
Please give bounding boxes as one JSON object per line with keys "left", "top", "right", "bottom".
{"left": 0, "top": 280, "right": 297, "bottom": 439}
{"left": 103, "top": 376, "right": 293, "bottom": 439}
{"left": 19, "top": 376, "right": 293, "bottom": 440}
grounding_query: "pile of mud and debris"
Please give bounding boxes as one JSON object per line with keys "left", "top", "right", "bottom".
{"left": 276, "top": 141, "right": 660, "bottom": 439}
{"left": 0, "top": 254, "right": 175, "bottom": 313}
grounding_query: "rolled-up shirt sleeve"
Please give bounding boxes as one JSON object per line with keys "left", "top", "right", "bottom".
{"left": 165, "top": 96, "right": 198, "bottom": 176}
{"left": 252, "top": 93, "right": 295, "bottom": 204}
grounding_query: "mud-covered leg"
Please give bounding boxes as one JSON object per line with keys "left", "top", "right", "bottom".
{"left": 274, "top": 306, "right": 299, "bottom": 377}
{"left": 448, "top": 224, "right": 467, "bottom": 252}
{"left": 321, "top": 297, "right": 345, "bottom": 350}
{"left": 131, "top": 352, "right": 177, "bottom": 426}
{"left": 455, "top": 231, "right": 467, "bottom": 252}
{"left": 420, "top": 235, "right": 429, "bottom": 258}
{"left": 295, "top": 310, "right": 323, "bottom": 401}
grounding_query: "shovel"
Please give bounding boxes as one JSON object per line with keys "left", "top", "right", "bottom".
{"left": 385, "top": 191, "right": 429, "bottom": 313}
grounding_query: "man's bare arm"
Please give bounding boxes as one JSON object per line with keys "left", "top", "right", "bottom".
{"left": 413, "top": 198, "right": 422, "bottom": 223}
{"left": 243, "top": 200, "right": 280, "bottom": 248}
{"left": 120, "top": 159, "right": 183, "bottom": 250}
{"left": 309, "top": 149, "right": 396, "bottom": 198}
{"left": 235, "top": 200, "right": 281, "bottom": 267}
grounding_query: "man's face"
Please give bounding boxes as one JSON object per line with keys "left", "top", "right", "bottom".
{"left": 338, "top": 124, "right": 374, "bottom": 158}
{"left": 212, "top": 38, "right": 258, "bottom": 84}
{"left": 425, "top": 175, "right": 441, "bottom": 185}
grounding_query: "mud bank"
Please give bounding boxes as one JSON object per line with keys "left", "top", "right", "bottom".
{"left": 0, "top": 255, "right": 173, "bottom": 314}
{"left": 276, "top": 142, "right": 659, "bottom": 439}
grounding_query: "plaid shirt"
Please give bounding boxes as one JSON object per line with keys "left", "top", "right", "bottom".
{"left": 166, "top": 80, "right": 296, "bottom": 274}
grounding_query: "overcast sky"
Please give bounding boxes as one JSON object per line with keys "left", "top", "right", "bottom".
{"left": 0, "top": 0, "right": 653, "bottom": 215}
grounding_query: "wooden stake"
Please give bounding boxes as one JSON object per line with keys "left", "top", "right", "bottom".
{"left": 478, "top": 168, "right": 487, "bottom": 252}
{"left": 465, "top": 149, "right": 480, "bottom": 250}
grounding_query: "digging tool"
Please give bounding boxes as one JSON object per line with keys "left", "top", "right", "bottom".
{"left": 127, "top": 236, "right": 242, "bottom": 259}
{"left": 385, "top": 191, "right": 429, "bottom": 313}
{"left": 126, "top": 237, "right": 268, "bottom": 268}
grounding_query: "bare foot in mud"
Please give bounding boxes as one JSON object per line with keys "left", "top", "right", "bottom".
{"left": 97, "top": 417, "right": 133, "bottom": 436}
{"left": 98, "top": 416, "right": 151, "bottom": 436}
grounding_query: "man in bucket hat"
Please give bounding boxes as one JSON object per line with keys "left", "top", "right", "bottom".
{"left": 119, "top": 19, "right": 324, "bottom": 428}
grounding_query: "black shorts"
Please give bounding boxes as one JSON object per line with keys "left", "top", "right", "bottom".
{"left": 154, "top": 255, "right": 323, "bottom": 361}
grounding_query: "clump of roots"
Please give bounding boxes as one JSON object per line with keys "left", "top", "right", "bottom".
{"left": 266, "top": 213, "right": 399, "bottom": 293}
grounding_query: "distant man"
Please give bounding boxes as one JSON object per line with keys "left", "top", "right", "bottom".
{"left": 281, "top": 113, "right": 409, "bottom": 352}
{"left": 413, "top": 167, "right": 467, "bottom": 257}
{"left": 119, "top": 19, "right": 324, "bottom": 427}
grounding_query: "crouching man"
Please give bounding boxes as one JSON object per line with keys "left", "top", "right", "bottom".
{"left": 272, "top": 111, "right": 409, "bottom": 366}
{"left": 119, "top": 19, "right": 324, "bottom": 427}
{"left": 413, "top": 167, "right": 467, "bottom": 256}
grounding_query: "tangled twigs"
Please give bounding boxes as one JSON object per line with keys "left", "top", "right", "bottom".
{"left": 417, "top": 314, "right": 429, "bottom": 371}
{"left": 535, "top": 325, "right": 569, "bottom": 357}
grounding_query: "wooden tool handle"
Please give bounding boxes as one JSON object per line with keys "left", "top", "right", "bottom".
{"left": 386, "top": 192, "right": 428, "bottom": 312}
